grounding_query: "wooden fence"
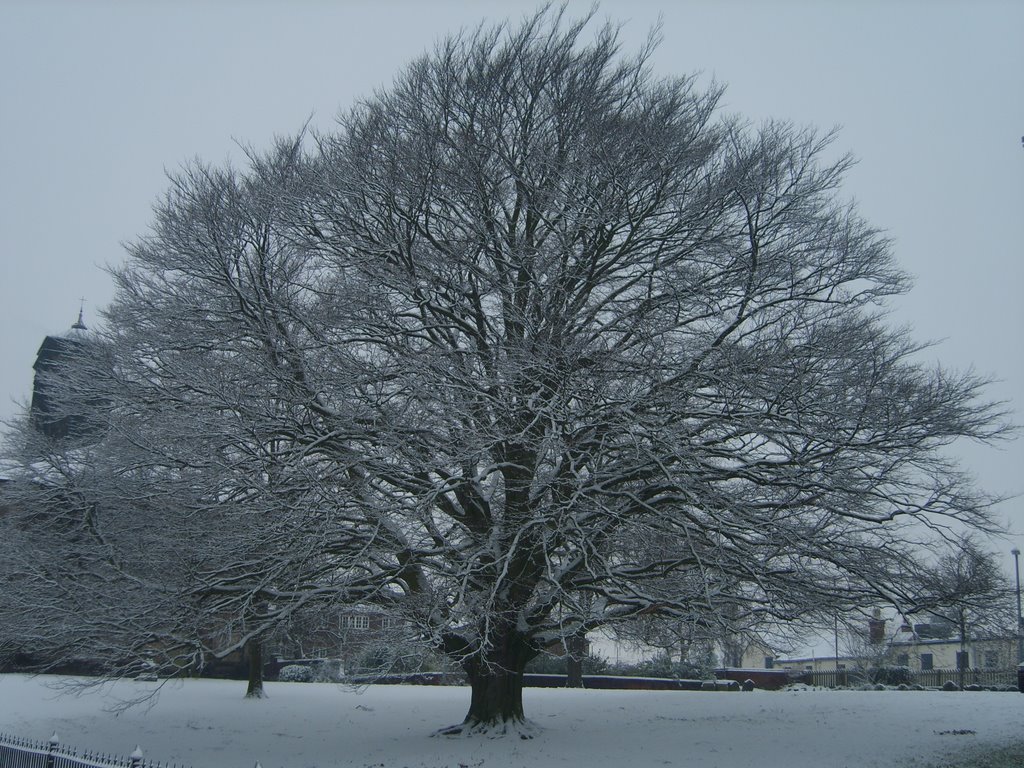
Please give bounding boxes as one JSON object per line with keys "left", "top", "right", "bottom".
{"left": 802, "top": 667, "right": 1019, "bottom": 689}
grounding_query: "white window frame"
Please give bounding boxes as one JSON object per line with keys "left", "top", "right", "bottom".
{"left": 342, "top": 614, "right": 370, "bottom": 630}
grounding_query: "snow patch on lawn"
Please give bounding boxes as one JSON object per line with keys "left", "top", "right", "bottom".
{"left": 1, "top": 674, "right": 1021, "bottom": 768}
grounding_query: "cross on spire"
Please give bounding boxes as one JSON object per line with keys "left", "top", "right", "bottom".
{"left": 71, "top": 298, "right": 87, "bottom": 331}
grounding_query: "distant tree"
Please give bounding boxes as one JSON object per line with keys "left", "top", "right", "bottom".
{"left": 0, "top": 139, "right": 382, "bottom": 700}
{"left": 837, "top": 610, "right": 901, "bottom": 685}
{"left": 608, "top": 591, "right": 746, "bottom": 672}
{"left": 0, "top": 8, "right": 1010, "bottom": 734}
{"left": 0, "top": 422, "right": 209, "bottom": 684}
{"left": 915, "top": 535, "right": 1014, "bottom": 686}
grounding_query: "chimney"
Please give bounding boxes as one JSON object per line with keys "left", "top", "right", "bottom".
{"left": 868, "top": 608, "right": 886, "bottom": 645}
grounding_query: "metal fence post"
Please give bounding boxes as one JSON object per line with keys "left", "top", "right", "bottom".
{"left": 46, "top": 733, "right": 59, "bottom": 768}
{"left": 44, "top": 729, "right": 59, "bottom": 768}
{"left": 130, "top": 746, "right": 143, "bottom": 768}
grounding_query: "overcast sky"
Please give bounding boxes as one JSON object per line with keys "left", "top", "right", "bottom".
{"left": 1, "top": 0, "right": 1022, "bottom": 565}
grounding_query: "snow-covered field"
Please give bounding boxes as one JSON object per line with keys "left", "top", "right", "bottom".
{"left": 2, "top": 674, "right": 1022, "bottom": 768}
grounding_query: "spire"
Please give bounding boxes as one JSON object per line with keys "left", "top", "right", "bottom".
{"left": 70, "top": 300, "right": 87, "bottom": 332}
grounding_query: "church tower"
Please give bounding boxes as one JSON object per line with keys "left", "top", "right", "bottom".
{"left": 30, "top": 309, "right": 92, "bottom": 439}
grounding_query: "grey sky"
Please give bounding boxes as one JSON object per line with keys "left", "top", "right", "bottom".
{"left": 1, "top": 1, "right": 1022, "bottom": 564}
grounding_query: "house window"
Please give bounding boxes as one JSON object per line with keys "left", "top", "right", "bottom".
{"left": 920, "top": 653, "right": 933, "bottom": 671}
{"left": 956, "top": 651, "right": 969, "bottom": 670}
{"left": 342, "top": 615, "right": 370, "bottom": 630}
{"left": 984, "top": 650, "right": 999, "bottom": 669}
{"left": 764, "top": 657, "right": 774, "bottom": 669}
{"left": 896, "top": 654, "right": 909, "bottom": 667}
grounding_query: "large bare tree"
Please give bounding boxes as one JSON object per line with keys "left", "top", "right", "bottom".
{"left": 1, "top": 9, "right": 1008, "bottom": 734}
{"left": 297, "top": 12, "right": 1006, "bottom": 731}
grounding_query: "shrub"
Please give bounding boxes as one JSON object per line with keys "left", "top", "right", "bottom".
{"left": 605, "top": 654, "right": 709, "bottom": 680}
{"left": 525, "top": 651, "right": 608, "bottom": 676}
{"left": 309, "top": 659, "right": 342, "bottom": 682}
{"left": 279, "top": 664, "right": 313, "bottom": 682}
{"left": 346, "top": 644, "right": 445, "bottom": 678}
{"left": 870, "top": 666, "right": 912, "bottom": 686}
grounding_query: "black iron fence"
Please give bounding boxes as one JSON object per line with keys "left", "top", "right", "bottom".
{"left": 0, "top": 734, "right": 190, "bottom": 768}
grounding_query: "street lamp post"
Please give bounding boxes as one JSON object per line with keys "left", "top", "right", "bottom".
{"left": 1012, "top": 548, "right": 1022, "bottom": 664}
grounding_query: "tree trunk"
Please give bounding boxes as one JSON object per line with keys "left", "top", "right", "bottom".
{"left": 438, "top": 630, "right": 535, "bottom": 736}
{"left": 245, "top": 637, "right": 266, "bottom": 699}
{"left": 465, "top": 659, "right": 526, "bottom": 725}
{"left": 957, "top": 612, "right": 967, "bottom": 691}
{"left": 566, "top": 630, "right": 587, "bottom": 689}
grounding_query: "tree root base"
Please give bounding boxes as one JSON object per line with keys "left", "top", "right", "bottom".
{"left": 434, "top": 717, "right": 540, "bottom": 739}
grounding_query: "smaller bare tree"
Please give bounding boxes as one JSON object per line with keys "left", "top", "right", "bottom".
{"left": 915, "top": 535, "right": 1015, "bottom": 688}
{"left": 839, "top": 611, "right": 900, "bottom": 685}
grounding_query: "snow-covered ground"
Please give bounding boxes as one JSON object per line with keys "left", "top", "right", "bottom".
{"left": 1, "top": 675, "right": 1022, "bottom": 768}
